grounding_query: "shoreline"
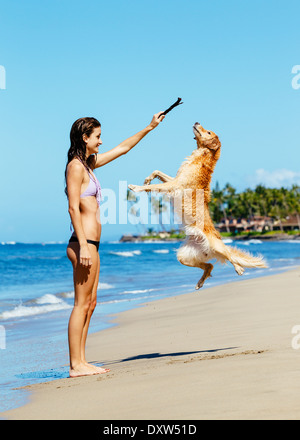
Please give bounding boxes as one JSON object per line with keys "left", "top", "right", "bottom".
{"left": 2, "top": 266, "right": 300, "bottom": 420}
{"left": 119, "top": 233, "right": 300, "bottom": 243}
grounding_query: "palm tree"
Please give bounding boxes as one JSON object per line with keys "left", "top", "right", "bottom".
{"left": 285, "top": 185, "right": 300, "bottom": 229}
{"left": 254, "top": 185, "right": 269, "bottom": 217}
{"left": 268, "top": 188, "right": 288, "bottom": 231}
{"left": 149, "top": 193, "right": 169, "bottom": 232}
{"left": 126, "top": 189, "right": 148, "bottom": 234}
{"left": 210, "top": 181, "right": 230, "bottom": 232}
{"left": 223, "top": 183, "right": 238, "bottom": 218}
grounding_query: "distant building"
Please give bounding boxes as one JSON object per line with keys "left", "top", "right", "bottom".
{"left": 217, "top": 216, "right": 273, "bottom": 233}
{"left": 216, "top": 213, "right": 300, "bottom": 233}
{"left": 275, "top": 214, "right": 300, "bottom": 231}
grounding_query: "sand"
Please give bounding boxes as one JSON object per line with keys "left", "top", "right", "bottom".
{"left": 2, "top": 268, "right": 300, "bottom": 420}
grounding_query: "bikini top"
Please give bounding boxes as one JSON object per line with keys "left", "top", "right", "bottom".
{"left": 80, "top": 169, "right": 102, "bottom": 206}
{"left": 69, "top": 158, "right": 102, "bottom": 232}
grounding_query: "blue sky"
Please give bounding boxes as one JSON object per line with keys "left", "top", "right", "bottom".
{"left": 0, "top": 0, "right": 300, "bottom": 243}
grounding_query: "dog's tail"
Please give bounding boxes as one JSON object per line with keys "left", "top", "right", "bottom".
{"left": 227, "top": 246, "right": 268, "bottom": 269}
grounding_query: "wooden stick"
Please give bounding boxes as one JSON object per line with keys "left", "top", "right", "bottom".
{"left": 158, "top": 97, "right": 183, "bottom": 119}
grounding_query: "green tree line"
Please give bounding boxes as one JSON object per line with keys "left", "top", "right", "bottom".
{"left": 210, "top": 183, "right": 300, "bottom": 227}
{"left": 127, "top": 184, "right": 300, "bottom": 233}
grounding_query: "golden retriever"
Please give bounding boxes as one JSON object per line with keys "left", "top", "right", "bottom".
{"left": 128, "top": 122, "right": 268, "bottom": 289}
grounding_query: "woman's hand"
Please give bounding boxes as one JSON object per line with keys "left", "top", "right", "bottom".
{"left": 79, "top": 244, "right": 92, "bottom": 267}
{"left": 148, "top": 112, "right": 165, "bottom": 130}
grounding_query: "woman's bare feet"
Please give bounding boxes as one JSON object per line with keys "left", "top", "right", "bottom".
{"left": 69, "top": 362, "right": 97, "bottom": 378}
{"left": 69, "top": 362, "right": 110, "bottom": 378}
{"left": 83, "top": 361, "right": 110, "bottom": 374}
{"left": 94, "top": 366, "right": 110, "bottom": 374}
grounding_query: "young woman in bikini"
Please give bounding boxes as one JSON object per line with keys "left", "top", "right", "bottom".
{"left": 65, "top": 111, "right": 165, "bottom": 378}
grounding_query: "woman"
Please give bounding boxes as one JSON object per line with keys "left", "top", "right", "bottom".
{"left": 65, "top": 111, "right": 165, "bottom": 377}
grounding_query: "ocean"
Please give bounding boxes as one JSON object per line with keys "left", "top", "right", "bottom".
{"left": 0, "top": 238, "right": 300, "bottom": 414}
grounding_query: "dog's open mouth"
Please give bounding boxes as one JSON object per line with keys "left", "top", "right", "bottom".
{"left": 193, "top": 124, "right": 202, "bottom": 139}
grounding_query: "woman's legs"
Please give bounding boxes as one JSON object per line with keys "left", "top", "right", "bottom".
{"left": 80, "top": 252, "right": 99, "bottom": 362}
{"left": 67, "top": 242, "right": 107, "bottom": 377}
{"left": 79, "top": 252, "right": 109, "bottom": 374}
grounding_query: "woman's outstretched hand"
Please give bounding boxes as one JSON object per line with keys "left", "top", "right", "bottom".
{"left": 148, "top": 112, "right": 165, "bottom": 130}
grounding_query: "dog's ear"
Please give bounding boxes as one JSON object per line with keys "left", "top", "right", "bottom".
{"left": 203, "top": 136, "right": 220, "bottom": 151}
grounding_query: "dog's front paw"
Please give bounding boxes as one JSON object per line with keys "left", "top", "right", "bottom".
{"left": 128, "top": 184, "right": 142, "bottom": 192}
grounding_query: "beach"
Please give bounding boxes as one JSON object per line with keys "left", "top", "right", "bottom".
{"left": 2, "top": 266, "right": 300, "bottom": 420}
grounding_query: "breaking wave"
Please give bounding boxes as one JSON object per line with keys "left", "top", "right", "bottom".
{"left": 109, "top": 250, "right": 141, "bottom": 257}
{"left": 0, "top": 294, "right": 71, "bottom": 321}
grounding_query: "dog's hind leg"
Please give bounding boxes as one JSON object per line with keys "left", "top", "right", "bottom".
{"left": 210, "top": 237, "right": 245, "bottom": 276}
{"left": 232, "top": 263, "right": 245, "bottom": 276}
{"left": 215, "top": 251, "right": 245, "bottom": 275}
{"left": 177, "top": 250, "right": 213, "bottom": 290}
{"left": 195, "top": 262, "right": 214, "bottom": 290}
{"left": 215, "top": 251, "right": 244, "bottom": 275}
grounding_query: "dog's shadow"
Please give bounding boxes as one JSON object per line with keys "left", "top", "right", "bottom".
{"left": 93, "top": 347, "right": 238, "bottom": 366}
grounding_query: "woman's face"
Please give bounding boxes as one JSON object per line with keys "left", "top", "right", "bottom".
{"left": 84, "top": 126, "right": 102, "bottom": 155}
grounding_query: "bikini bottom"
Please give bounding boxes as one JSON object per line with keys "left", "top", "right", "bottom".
{"left": 69, "top": 235, "right": 100, "bottom": 251}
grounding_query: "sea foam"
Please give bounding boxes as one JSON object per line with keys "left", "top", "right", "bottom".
{"left": 109, "top": 250, "right": 141, "bottom": 257}
{"left": 0, "top": 300, "right": 71, "bottom": 321}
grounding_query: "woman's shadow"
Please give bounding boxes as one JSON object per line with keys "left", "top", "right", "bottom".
{"left": 94, "top": 347, "right": 238, "bottom": 366}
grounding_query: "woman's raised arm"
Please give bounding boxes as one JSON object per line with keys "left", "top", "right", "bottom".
{"left": 94, "top": 112, "right": 165, "bottom": 168}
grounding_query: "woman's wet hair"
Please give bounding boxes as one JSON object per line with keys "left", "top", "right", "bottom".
{"left": 64, "top": 117, "right": 101, "bottom": 197}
